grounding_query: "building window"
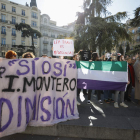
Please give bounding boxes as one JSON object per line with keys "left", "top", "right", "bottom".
{"left": 1, "top": 14, "right": 6, "bottom": 22}
{"left": 44, "top": 18, "right": 47, "bottom": 24}
{"left": 21, "top": 19, "right": 25, "bottom": 23}
{"left": 12, "top": 17, "right": 16, "bottom": 24}
{"left": 1, "top": 38, "right": 6, "bottom": 45}
{"left": 1, "top": 4, "right": 6, "bottom": 10}
{"left": 12, "top": 7, "right": 16, "bottom": 12}
{"left": 21, "top": 40, "right": 25, "bottom": 46}
{"left": 32, "top": 21, "right": 37, "bottom": 27}
{"left": 22, "top": 10, "right": 25, "bottom": 16}
{"left": 12, "top": 39, "right": 16, "bottom": 45}
{"left": 1, "top": 26, "right": 6, "bottom": 34}
{"left": 32, "top": 12, "right": 38, "bottom": 19}
{"left": 12, "top": 28, "right": 16, "bottom": 36}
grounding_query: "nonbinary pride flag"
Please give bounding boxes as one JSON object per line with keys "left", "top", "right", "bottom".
{"left": 76, "top": 61, "right": 128, "bottom": 91}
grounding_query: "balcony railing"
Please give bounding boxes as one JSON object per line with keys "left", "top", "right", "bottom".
{"left": 1, "top": 44, "right": 6, "bottom": 47}
{"left": 32, "top": 15, "right": 38, "bottom": 19}
{"left": 43, "top": 41, "right": 49, "bottom": 44}
{"left": 43, "top": 33, "right": 48, "bottom": 37}
{"left": 12, "top": 33, "right": 16, "bottom": 36}
{"left": 0, "top": 19, "right": 8, "bottom": 23}
{"left": 10, "top": 21, "right": 16, "bottom": 25}
{"left": 1, "top": 31, "right": 6, "bottom": 35}
{"left": 50, "top": 42, "right": 53, "bottom": 45}
{"left": 136, "top": 39, "right": 140, "bottom": 42}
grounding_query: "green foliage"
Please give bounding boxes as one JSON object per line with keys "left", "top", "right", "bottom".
{"left": 76, "top": 12, "right": 85, "bottom": 24}
{"left": 74, "top": 0, "right": 132, "bottom": 54}
{"left": 128, "top": 45, "right": 140, "bottom": 55}
{"left": 119, "top": 45, "right": 124, "bottom": 55}
{"left": 130, "top": 7, "right": 140, "bottom": 27}
{"left": 74, "top": 14, "right": 132, "bottom": 53}
{"left": 126, "top": 43, "right": 130, "bottom": 53}
{"left": 15, "top": 23, "right": 42, "bottom": 46}
{"left": 84, "top": 0, "right": 112, "bottom": 17}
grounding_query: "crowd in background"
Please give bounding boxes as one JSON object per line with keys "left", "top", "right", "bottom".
{"left": 1, "top": 50, "right": 140, "bottom": 108}
{"left": 73, "top": 50, "right": 140, "bottom": 108}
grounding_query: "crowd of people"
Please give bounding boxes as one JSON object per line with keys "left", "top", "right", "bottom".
{"left": 1, "top": 50, "right": 140, "bottom": 108}
{"left": 73, "top": 51, "right": 140, "bottom": 108}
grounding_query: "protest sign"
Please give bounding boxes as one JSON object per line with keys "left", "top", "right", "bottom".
{"left": 53, "top": 39, "right": 74, "bottom": 56}
{"left": 0, "top": 58, "right": 79, "bottom": 137}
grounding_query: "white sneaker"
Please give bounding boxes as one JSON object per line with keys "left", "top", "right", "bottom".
{"left": 120, "top": 102, "right": 128, "bottom": 108}
{"left": 77, "top": 101, "right": 81, "bottom": 105}
{"left": 114, "top": 102, "right": 119, "bottom": 108}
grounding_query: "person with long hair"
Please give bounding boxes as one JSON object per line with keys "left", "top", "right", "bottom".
{"left": 5, "top": 50, "right": 17, "bottom": 59}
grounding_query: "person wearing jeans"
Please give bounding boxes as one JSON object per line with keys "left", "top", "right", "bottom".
{"left": 87, "top": 90, "right": 92, "bottom": 104}
{"left": 114, "top": 91, "right": 128, "bottom": 108}
{"left": 96, "top": 90, "right": 103, "bottom": 104}
{"left": 104, "top": 90, "right": 114, "bottom": 103}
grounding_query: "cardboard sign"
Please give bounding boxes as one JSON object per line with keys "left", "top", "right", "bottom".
{"left": 0, "top": 58, "right": 79, "bottom": 138}
{"left": 53, "top": 39, "right": 74, "bottom": 56}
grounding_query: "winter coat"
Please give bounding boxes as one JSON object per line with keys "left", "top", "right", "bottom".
{"left": 133, "top": 60, "right": 140, "bottom": 100}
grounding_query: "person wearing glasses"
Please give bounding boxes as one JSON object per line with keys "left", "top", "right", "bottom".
{"left": 22, "top": 52, "right": 35, "bottom": 58}
{"left": 5, "top": 50, "right": 17, "bottom": 59}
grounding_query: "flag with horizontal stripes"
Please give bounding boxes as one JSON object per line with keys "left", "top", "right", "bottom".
{"left": 76, "top": 61, "right": 128, "bottom": 91}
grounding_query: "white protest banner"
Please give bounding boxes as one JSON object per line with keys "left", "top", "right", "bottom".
{"left": 53, "top": 39, "right": 74, "bottom": 56}
{"left": 0, "top": 58, "right": 79, "bottom": 138}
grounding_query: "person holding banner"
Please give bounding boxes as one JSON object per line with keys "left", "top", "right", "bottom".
{"left": 73, "top": 54, "right": 81, "bottom": 105}
{"left": 5, "top": 50, "right": 17, "bottom": 59}
{"left": 91, "top": 52, "right": 103, "bottom": 104}
{"left": 114, "top": 54, "right": 129, "bottom": 108}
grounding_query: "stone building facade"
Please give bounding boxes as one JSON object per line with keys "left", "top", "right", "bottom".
{"left": 40, "top": 14, "right": 75, "bottom": 57}
{"left": 0, "top": 0, "right": 41, "bottom": 57}
{"left": 0, "top": 0, "right": 75, "bottom": 58}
